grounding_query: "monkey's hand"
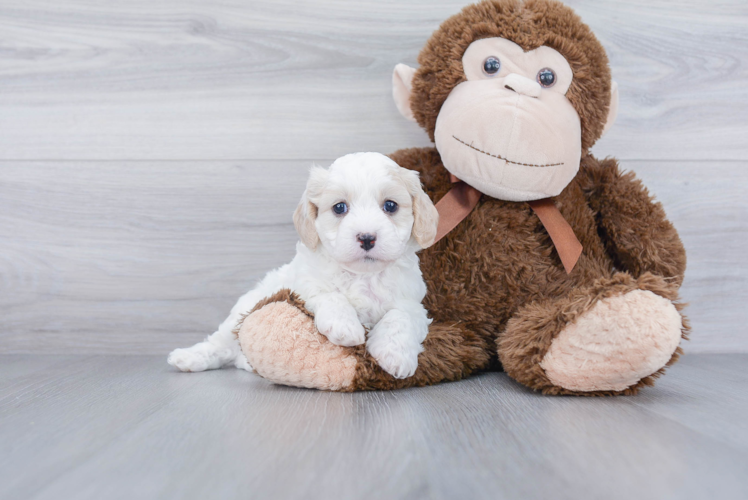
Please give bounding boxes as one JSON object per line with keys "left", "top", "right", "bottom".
{"left": 580, "top": 155, "right": 686, "bottom": 286}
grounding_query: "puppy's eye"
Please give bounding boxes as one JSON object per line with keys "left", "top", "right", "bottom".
{"left": 332, "top": 202, "right": 348, "bottom": 215}
{"left": 383, "top": 200, "right": 398, "bottom": 214}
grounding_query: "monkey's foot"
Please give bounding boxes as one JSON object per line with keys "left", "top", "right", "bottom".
{"left": 540, "top": 289, "right": 682, "bottom": 393}
{"left": 236, "top": 290, "right": 358, "bottom": 391}
{"left": 499, "top": 273, "right": 687, "bottom": 395}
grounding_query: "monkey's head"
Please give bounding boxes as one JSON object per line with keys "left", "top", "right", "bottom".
{"left": 393, "top": 0, "right": 618, "bottom": 202}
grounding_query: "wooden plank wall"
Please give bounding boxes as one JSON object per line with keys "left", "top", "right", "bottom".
{"left": 1, "top": 0, "right": 746, "bottom": 354}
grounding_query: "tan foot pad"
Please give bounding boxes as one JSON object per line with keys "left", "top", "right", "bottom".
{"left": 237, "top": 296, "right": 357, "bottom": 391}
{"left": 540, "top": 290, "right": 683, "bottom": 392}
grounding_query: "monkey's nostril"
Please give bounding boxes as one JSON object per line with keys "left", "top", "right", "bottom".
{"left": 502, "top": 73, "right": 542, "bottom": 98}
{"left": 357, "top": 233, "right": 376, "bottom": 251}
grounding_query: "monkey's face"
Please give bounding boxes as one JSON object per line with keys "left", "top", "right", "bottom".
{"left": 392, "top": 2, "right": 619, "bottom": 202}
{"left": 434, "top": 37, "right": 582, "bottom": 202}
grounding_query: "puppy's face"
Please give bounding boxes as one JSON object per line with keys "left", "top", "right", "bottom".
{"left": 294, "top": 152, "right": 439, "bottom": 273}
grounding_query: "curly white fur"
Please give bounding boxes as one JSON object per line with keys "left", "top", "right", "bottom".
{"left": 168, "top": 152, "right": 439, "bottom": 379}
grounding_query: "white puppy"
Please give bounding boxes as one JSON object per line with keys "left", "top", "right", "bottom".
{"left": 167, "top": 152, "right": 439, "bottom": 379}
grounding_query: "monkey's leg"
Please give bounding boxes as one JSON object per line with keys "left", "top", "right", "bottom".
{"left": 236, "top": 289, "right": 492, "bottom": 391}
{"left": 497, "top": 273, "right": 688, "bottom": 396}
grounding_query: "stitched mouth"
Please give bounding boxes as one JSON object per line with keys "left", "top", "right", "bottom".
{"left": 452, "top": 135, "right": 563, "bottom": 168}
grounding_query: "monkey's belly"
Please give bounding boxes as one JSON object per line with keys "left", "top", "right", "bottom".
{"left": 420, "top": 196, "right": 611, "bottom": 333}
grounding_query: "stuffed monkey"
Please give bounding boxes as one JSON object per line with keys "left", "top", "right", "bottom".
{"left": 236, "top": 0, "right": 688, "bottom": 395}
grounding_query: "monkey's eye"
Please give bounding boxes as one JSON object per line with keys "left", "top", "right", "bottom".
{"left": 383, "top": 200, "right": 399, "bottom": 214}
{"left": 332, "top": 202, "right": 348, "bottom": 215}
{"left": 482, "top": 56, "right": 501, "bottom": 76}
{"left": 537, "top": 68, "right": 556, "bottom": 88}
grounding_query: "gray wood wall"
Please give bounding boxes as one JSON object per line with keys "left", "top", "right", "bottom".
{"left": 1, "top": 0, "right": 746, "bottom": 354}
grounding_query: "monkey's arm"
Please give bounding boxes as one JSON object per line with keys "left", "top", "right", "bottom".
{"left": 579, "top": 155, "right": 686, "bottom": 286}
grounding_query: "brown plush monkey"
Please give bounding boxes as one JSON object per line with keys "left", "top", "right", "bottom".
{"left": 236, "top": 0, "right": 688, "bottom": 395}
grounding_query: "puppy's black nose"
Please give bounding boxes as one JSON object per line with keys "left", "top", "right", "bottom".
{"left": 357, "top": 233, "right": 376, "bottom": 251}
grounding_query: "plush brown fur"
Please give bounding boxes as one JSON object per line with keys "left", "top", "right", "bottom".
{"left": 386, "top": 147, "right": 687, "bottom": 395}
{"left": 238, "top": 0, "right": 688, "bottom": 395}
{"left": 390, "top": 0, "right": 686, "bottom": 395}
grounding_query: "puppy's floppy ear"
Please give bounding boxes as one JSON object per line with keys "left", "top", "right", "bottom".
{"left": 293, "top": 197, "right": 319, "bottom": 250}
{"left": 394, "top": 167, "right": 439, "bottom": 248}
{"left": 293, "top": 166, "right": 327, "bottom": 250}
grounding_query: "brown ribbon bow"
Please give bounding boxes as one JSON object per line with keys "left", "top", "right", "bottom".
{"left": 433, "top": 174, "right": 582, "bottom": 274}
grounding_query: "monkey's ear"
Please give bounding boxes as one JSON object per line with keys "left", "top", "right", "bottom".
{"left": 601, "top": 80, "right": 619, "bottom": 137}
{"left": 392, "top": 63, "right": 417, "bottom": 122}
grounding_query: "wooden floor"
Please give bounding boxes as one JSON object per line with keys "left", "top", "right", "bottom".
{"left": 1, "top": 354, "right": 746, "bottom": 500}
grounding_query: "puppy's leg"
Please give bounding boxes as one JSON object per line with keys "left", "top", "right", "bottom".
{"left": 167, "top": 330, "right": 240, "bottom": 373}
{"left": 167, "top": 291, "right": 259, "bottom": 372}
{"left": 366, "top": 303, "right": 430, "bottom": 379}
{"left": 306, "top": 292, "right": 366, "bottom": 347}
{"left": 168, "top": 266, "right": 290, "bottom": 372}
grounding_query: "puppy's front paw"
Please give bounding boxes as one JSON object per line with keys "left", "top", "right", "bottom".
{"left": 315, "top": 305, "right": 366, "bottom": 347}
{"left": 367, "top": 312, "right": 423, "bottom": 379}
{"left": 367, "top": 338, "right": 421, "bottom": 379}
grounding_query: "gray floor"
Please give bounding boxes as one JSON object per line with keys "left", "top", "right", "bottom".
{"left": 1, "top": 354, "right": 746, "bottom": 500}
